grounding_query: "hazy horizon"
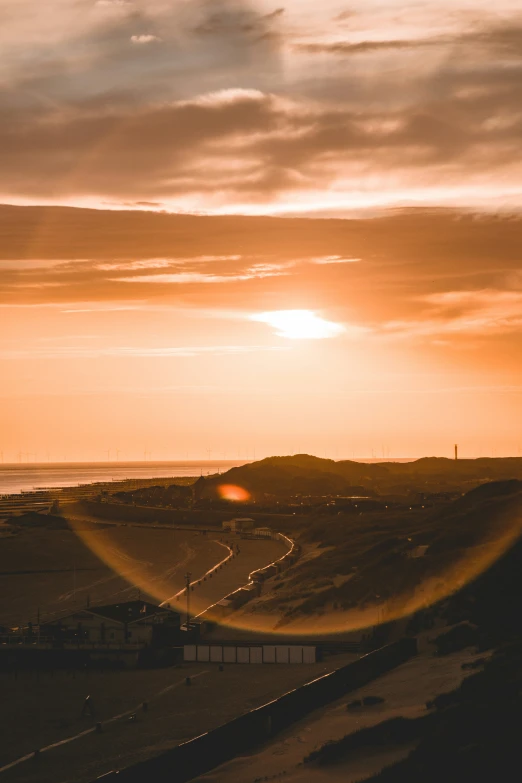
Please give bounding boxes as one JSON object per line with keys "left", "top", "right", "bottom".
{"left": 3, "top": 451, "right": 519, "bottom": 496}
{"left": 2, "top": 452, "right": 521, "bottom": 470}
{"left": 0, "top": 456, "right": 433, "bottom": 468}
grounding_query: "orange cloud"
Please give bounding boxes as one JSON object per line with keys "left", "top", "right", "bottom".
{"left": 130, "top": 34, "right": 162, "bottom": 44}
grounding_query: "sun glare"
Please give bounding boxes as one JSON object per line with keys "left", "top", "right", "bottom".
{"left": 251, "top": 310, "right": 345, "bottom": 339}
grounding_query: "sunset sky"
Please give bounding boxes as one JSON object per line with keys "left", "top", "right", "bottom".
{"left": 1, "top": 1, "right": 522, "bottom": 461}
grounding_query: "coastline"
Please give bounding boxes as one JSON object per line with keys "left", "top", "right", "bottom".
{"left": 0, "top": 460, "right": 247, "bottom": 498}
{"left": 0, "top": 463, "right": 243, "bottom": 521}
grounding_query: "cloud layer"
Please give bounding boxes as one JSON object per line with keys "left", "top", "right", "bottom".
{"left": 2, "top": 204, "right": 522, "bottom": 344}
{"left": 1, "top": 1, "right": 522, "bottom": 211}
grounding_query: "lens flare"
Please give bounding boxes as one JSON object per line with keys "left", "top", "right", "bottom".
{"left": 68, "top": 502, "right": 522, "bottom": 638}
{"left": 218, "top": 484, "right": 251, "bottom": 502}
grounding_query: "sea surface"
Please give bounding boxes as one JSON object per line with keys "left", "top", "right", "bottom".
{"left": 0, "top": 462, "right": 248, "bottom": 496}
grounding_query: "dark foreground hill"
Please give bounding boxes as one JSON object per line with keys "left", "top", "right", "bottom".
{"left": 306, "top": 637, "right": 522, "bottom": 783}
{"left": 194, "top": 454, "right": 522, "bottom": 501}
{"left": 303, "top": 491, "right": 522, "bottom": 782}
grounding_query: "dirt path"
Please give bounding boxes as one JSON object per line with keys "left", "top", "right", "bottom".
{"left": 0, "top": 654, "right": 359, "bottom": 783}
{"left": 164, "top": 537, "right": 287, "bottom": 619}
{"left": 0, "top": 519, "right": 287, "bottom": 628}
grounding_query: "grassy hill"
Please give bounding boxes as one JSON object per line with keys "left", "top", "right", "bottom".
{"left": 195, "top": 454, "right": 522, "bottom": 501}
{"left": 302, "top": 492, "right": 522, "bottom": 782}
{"left": 240, "top": 480, "right": 522, "bottom": 630}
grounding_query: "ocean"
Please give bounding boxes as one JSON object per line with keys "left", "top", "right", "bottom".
{"left": 0, "top": 461, "right": 248, "bottom": 496}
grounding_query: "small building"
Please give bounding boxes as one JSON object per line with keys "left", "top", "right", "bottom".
{"left": 41, "top": 600, "right": 181, "bottom": 647}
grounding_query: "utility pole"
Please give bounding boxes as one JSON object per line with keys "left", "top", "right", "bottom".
{"left": 185, "top": 572, "right": 191, "bottom": 630}
{"left": 455, "top": 444, "right": 458, "bottom": 461}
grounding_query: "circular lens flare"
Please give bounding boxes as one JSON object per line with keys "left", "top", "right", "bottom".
{"left": 67, "top": 503, "right": 522, "bottom": 638}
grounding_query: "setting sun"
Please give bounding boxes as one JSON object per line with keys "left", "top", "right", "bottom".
{"left": 251, "top": 310, "right": 345, "bottom": 340}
